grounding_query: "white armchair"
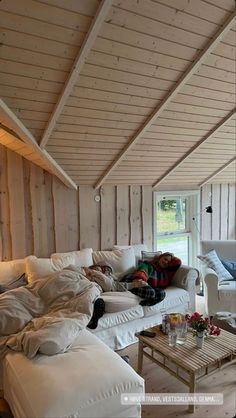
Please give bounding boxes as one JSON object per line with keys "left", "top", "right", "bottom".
{"left": 200, "top": 240, "right": 236, "bottom": 316}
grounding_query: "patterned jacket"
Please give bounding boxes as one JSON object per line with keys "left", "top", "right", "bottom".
{"left": 132, "top": 257, "right": 181, "bottom": 289}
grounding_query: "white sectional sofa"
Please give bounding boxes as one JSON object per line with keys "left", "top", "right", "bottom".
{"left": 3, "top": 330, "right": 144, "bottom": 418}
{"left": 0, "top": 245, "right": 199, "bottom": 418}
{"left": 89, "top": 246, "right": 199, "bottom": 349}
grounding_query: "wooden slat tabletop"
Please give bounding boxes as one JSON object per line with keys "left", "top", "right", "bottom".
{"left": 137, "top": 328, "right": 236, "bottom": 372}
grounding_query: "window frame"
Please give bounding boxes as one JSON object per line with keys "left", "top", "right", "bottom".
{"left": 154, "top": 190, "right": 200, "bottom": 267}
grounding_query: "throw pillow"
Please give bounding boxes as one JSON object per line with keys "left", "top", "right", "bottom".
{"left": 0, "top": 259, "right": 26, "bottom": 286}
{"left": 220, "top": 259, "right": 236, "bottom": 279}
{"left": 92, "top": 248, "right": 136, "bottom": 279}
{"left": 51, "top": 248, "right": 93, "bottom": 268}
{"left": 197, "top": 250, "right": 234, "bottom": 283}
{"left": 141, "top": 250, "right": 162, "bottom": 261}
{"left": 0, "top": 273, "right": 27, "bottom": 293}
{"left": 26, "top": 255, "right": 75, "bottom": 284}
{"left": 113, "top": 244, "right": 148, "bottom": 265}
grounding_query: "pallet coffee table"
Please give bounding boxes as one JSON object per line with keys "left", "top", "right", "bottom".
{"left": 136, "top": 327, "right": 236, "bottom": 412}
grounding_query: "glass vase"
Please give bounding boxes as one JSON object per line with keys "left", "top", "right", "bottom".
{"left": 196, "top": 331, "right": 204, "bottom": 348}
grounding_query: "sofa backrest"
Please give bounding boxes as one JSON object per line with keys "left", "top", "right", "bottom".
{"left": 201, "top": 240, "right": 236, "bottom": 259}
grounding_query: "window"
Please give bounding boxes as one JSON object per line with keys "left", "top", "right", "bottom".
{"left": 154, "top": 191, "right": 200, "bottom": 266}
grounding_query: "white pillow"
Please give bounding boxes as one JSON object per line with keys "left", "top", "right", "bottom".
{"left": 0, "top": 259, "right": 26, "bottom": 286}
{"left": 198, "top": 250, "right": 234, "bottom": 283}
{"left": 92, "top": 248, "right": 136, "bottom": 278}
{"left": 51, "top": 248, "right": 93, "bottom": 268}
{"left": 113, "top": 244, "right": 148, "bottom": 265}
{"left": 26, "top": 255, "right": 75, "bottom": 284}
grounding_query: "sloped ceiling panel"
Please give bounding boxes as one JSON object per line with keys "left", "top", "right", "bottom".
{"left": 0, "top": 0, "right": 99, "bottom": 141}
{"left": 0, "top": 0, "right": 235, "bottom": 188}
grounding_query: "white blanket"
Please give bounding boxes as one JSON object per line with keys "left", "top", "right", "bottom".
{"left": 0, "top": 269, "right": 100, "bottom": 359}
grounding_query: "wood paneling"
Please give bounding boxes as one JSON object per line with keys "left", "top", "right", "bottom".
{"left": 0, "top": 147, "right": 11, "bottom": 260}
{"left": 101, "top": 185, "right": 116, "bottom": 249}
{"left": 7, "top": 150, "right": 26, "bottom": 258}
{"left": 52, "top": 177, "right": 78, "bottom": 252}
{"left": 0, "top": 149, "right": 234, "bottom": 260}
{"left": 201, "top": 183, "right": 236, "bottom": 241}
{"left": 0, "top": 0, "right": 235, "bottom": 187}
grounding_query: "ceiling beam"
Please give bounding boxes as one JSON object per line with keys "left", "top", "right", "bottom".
{"left": 0, "top": 99, "right": 77, "bottom": 190}
{"left": 40, "top": 0, "right": 113, "bottom": 149}
{"left": 199, "top": 157, "right": 236, "bottom": 187}
{"left": 152, "top": 108, "right": 236, "bottom": 188}
{"left": 94, "top": 10, "right": 236, "bottom": 190}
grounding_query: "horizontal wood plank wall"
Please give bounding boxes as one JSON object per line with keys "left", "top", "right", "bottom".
{"left": 0, "top": 148, "right": 234, "bottom": 260}
{"left": 201, "top": 183, "right": 236, "bottom": 241}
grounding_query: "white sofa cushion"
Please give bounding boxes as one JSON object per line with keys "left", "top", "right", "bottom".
{"left": 198, "top": 249, "right": 234, "bottom": 282}
{"left": 3, "top": 330, "right": 144, "bottom": 418}
{"left": 26, "top": 255, "right": 75, "bottom": 283}
{"left": 113, "top": 244, "right": 148, "bottom": 264}
{"left": 92, "top": 248, "right": 136, "bottom": 278}
{"left": 93, "top": 305, "right": 144, "bottom": 331}
{"left": 102, "top": 291, "right": 141, "bottom": 313}
{"left": 51, "top": 248, "right": 93, "bottom": 268}
{"left": 142, "top": 287, "right": 190, "bottom": 318}
{"left": 0, "top": 259, "right": 26, "bottom": 286}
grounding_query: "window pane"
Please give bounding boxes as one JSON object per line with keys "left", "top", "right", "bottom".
{"left": 157, "top": 236, "right": 189, "bottom": 265}
{"left": 157, "top": 198, "right": 186, "bottom": 233}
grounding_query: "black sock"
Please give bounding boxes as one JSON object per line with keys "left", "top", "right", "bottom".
{"left": 87, "top": 298, "right": 105, "bottom": 329}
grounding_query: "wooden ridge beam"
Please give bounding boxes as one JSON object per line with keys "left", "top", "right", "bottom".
{"left": 199, "top": 157, "right": 236, "bottom": 187}
{"left": 152, "top": 108, "right": 236, "bottom": 188}
{"left": 40, "top": 0, "right": 113, "bottom": 149}
{"left": 94, "top": 10, "right": 236, "bottom": 190}
{"left": 0, "top": 99, "right": 77, "bottom": 190}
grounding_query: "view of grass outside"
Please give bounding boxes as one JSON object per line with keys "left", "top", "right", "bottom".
{"left": 157, "top": 199, "right": 186, "bottom": 234}
{"left": 156, "top": 199, "right": 188, "bottom": 264}
{"left": 157, "top": 236, "right": 189, "bottom": 264}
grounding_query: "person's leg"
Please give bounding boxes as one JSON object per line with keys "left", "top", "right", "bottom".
{"left": 130, "top": 285, "right": 156, "bottom": 300}
{"left": 131, "top": 286, "right": 166, "bottom": 306}
{"left": 154, "top": 288, "right": 166, "bottom": 303}
{"left": 87, "top": 298, "right": 105, "bottom": 329}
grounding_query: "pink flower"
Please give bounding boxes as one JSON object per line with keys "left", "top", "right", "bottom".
{"left": 186, "top": 312, "right": 221, "bottom": 336}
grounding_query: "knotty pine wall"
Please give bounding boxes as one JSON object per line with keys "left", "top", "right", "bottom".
{"left": 201, "top": 183, "right": 235, "bottom": 241}
{"left": 0, "top": 147, "right": 235, "bottom": 261}
{"left": 0, "top": 147, "right": 152, "bottom": 260}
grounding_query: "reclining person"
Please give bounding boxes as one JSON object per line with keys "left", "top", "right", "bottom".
{"left": 126, "top": 252, "right": 182, "bottom": 306}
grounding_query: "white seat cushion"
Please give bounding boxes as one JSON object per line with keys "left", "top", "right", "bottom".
{"left": 102, "top": 291, "right": 141, "bottom": 313}
{"left": 3, "top": 330, "right": 144, "bottom": 418}
{"left": 142, "top": 287, "right": 190, "bottom": 318}
{"left": 93, "top": 305, "right": 144, "bottom": 331}
{"left": 218, "top": 281, "right": 236, "bottom": 312}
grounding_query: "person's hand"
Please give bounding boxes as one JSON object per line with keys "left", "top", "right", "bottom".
{"left": 132, "top": 279, "right": 147, "bottom": 288}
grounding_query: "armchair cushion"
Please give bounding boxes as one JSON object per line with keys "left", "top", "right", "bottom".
{"left": 198, "top": 250, "right": 234, "bottom": 283}
{"left": 220, "top": 259, "right": 236, "bottom": 279}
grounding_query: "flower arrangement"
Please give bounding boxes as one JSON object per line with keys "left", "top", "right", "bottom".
{"left": 185, "top": 312, "right": 221, "bottom": 336}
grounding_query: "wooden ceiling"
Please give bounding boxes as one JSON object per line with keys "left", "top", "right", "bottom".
{"left": 0, "top": 0, "right": 235, "bottom": 190}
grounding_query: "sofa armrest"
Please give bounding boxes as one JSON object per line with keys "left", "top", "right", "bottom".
{"left": 203, "top": 267, "right": 219, "bottom": 316}
{"left": 171, "top": 265, "right": 200, "bottom": 311}
{"left": 204, "top": 267, "right": 219, "bottom": 287}
{"left": 172, "top": 265, "right": 200, "bottom": 288}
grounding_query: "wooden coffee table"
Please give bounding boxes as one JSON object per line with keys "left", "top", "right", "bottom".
{"left": 136, "top": 327, "right": 236, "bottom": 412}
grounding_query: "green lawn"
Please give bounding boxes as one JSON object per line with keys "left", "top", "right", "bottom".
{"left": 157, "top": 208, "right": 185, "bottom": 233}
